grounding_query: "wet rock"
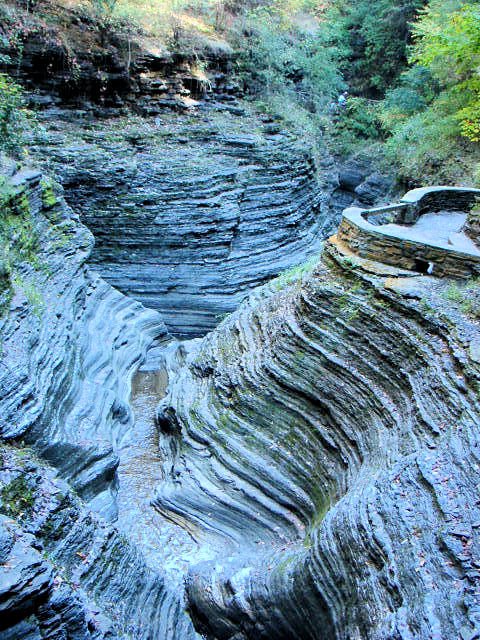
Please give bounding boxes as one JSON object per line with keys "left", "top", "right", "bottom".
{"left": 30, "top": 108, "right": 339, "bottom": 337}
{"left": 0, "top": 167, "right": 165, "bottom": 518}
{"left": 0, "top": 448, "right": 198, "bottom": 639}
{"left": 354, "top": 171, "right": 395, "bottom": 206}
{"left": 157, "top": 245, "right": 480, "bottom": 639}
{"left": 0, "top": 165, "right": 199, "bottom": 637}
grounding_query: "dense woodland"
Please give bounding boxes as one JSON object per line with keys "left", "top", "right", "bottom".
{"left": 0, "top": 0, "right": 479, "bottom": 185}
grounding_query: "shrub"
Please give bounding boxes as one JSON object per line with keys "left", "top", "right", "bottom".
{"left": 233, "top": 1, "right": 343, "bottom": 137}
{"left": 90, "top": 0, "right": 119, "bottom": 18}
{"left": 0, "top": 73, "right": 29, "bottom": 156}
{"left": 325, "top": 0, "right": 425, "bottom": 96}
{"left": 410, "top": 1, "right": 480, "bottom": 143}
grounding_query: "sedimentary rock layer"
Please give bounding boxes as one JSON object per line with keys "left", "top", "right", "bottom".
{"left": 0, "top": 0, "right": 236, "bottom": 112}
{"left": 0, "top": 445, "right": 201, "bottom": 639}
{"left": 158, "top": 241, "right": 480, "bottom": 639}
{"left": 0, "top": 169, "right": 203, "bottom": 639}
{"left": 0, "top": 168, "right": 166, "bottom": 518}
{"left": 31, "top": 108, "right": 339, "bottom": 336}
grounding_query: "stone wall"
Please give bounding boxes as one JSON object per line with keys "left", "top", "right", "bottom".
{"left": 404, "top": 186, "right": 480, "bottom": 217}
{"left": 466, "top": 206, "right": 480, "bottom": 244}
{"left": 337, "top": 216, "right": 480, "bottom": 277}
{"left": 336, "top": 186, "right": 480, "bottom": 278}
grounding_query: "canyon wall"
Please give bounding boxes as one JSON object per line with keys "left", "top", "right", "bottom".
{"left": 31, "top": 108, "right": 340, "bottom": 337}
{"left": 0, "top": 168, "right": 202, "bottom": 639}
{"left": 157, "top": 240, "right": 480, "bottom": 639}
{"left": 0, "top": 167, "right": 166, "bottom": 518}
{"left": 1, "top": 162, "right": 479, "bottom": 639}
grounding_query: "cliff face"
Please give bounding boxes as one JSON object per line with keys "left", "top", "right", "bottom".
{"left": 0, "top": 167, "right": 205, "bottom": 639}
{"left": 0, "top": 445, "right": 200, "bottom": 640}
{"left": 0, "top": 0, "right": 236, "bottom": 113}
{"left": 157, "top": 241, "right": 480, "bottom": 639}
{"left": 0, "top": 168, "right": 165, "bottom": 519}
{"left": 31, "top": 107, "right": 340, "bottom": 337}
{"left": 1, "top": 162, "right": 480, "bottom": 639}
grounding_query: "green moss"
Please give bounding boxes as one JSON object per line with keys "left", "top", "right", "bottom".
{"left": 271, "top": 254, "right": 320, "bottom": 292}
{"left": 303, "top": 499, "right": 332, "bottom": 549}
{"left": 0, "top": 177, "right": 40, "bottom": 270}
{"left": 440, "top": 278, "right": 480, "bottom": 319}
{"left": 0, "top": 176, "right": 51, "bottom": 317}
{"left": 0, "top": 475, "right": 35, "bottom": 518}
{"left": 12, "top": 274, "right": 45, "bottom": 317}
{"left": 40, "top": 179, "right": 57, "bottom": 209}
{"left": 336, "top": 283, "right": 363, "bottom": 323}
{"left": 276, "top": 554, "right": 296, "bottom": 575}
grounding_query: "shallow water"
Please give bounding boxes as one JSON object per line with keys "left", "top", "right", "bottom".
{"left": 115, "top": 365, "right": 200, "bottom": 575}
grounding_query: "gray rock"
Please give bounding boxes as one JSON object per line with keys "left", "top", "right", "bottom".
{"left": 156, "top": 246, "right": 480, "bottom": 640}
{"left": 30, "top": 108, "right": 339, "bottom": 337}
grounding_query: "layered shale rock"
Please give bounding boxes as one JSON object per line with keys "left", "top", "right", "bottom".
{"left": 0, "top": 167, "right": 206, "bottom": 638}
{"left": 0, "top": 445, "right": 200, "bottom": 639}
{"left": 31, "top": 107, "right": 339, "bottom": 336}
{"left": 0, "top": 0, "right": 237, "bottom": 112}
{"left": 0, "top": 167, "right": 165, "bottom": 519}
{"left": 157, "top": 239, "right": 480, "bottom": 639}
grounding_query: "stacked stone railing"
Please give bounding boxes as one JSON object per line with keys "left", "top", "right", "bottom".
{"left": 336, "top": 186, "right": 480, "bottom": 278}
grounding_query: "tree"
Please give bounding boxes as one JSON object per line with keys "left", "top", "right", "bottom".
{"left": 327, "top": 0, "right": 426, "bottom": 96}
{"left": 410, "top": 0, "right": 480, "bottom": 141}
{"left": 0, "top": 74, "right": 29, "bottom": 157}
{"left": 90, "top": 0, "right": 119, "bottom": 18}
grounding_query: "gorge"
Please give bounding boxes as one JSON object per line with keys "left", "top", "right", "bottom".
{"left": 1, "top": 1, "right": 480, "bottom": 639}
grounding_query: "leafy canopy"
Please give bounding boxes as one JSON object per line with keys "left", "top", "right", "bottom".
{"left": 410, "top": 1, "right": 480, "bottom": 141}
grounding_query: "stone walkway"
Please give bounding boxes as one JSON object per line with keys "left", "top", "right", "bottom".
{"left": 380, "top": 211, "right": 480, "bottom": 255}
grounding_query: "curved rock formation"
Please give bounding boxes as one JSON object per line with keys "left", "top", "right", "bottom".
{"left": 0, "top": 168, "right": 166, "bottom": 519}
{"left": 30, "top": 108, "right": 339, "bottom": 337}
{"left": 0, "top": 445, "right": 200, "bottom": 640}
{"left": 0, "top": 166, "right": 205, "bottom": 639}
{"left": 3, "top": 155, "right": 479, "bottom": 640}
{"left": 157, "top": 239, "right": 480, "bottom": 639}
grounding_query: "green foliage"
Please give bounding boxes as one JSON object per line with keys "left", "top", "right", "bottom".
{"left": 380, "top": 66, "right": 438, "bottom": 129}
{"left": 335, "top": 97, "right": 383, "bottom": 145}
{"left": 235, "top": 2, "right": 343, "bottom": 111}
{"left": 378, "top": 0, "right": 480, "bottom": 182}
{"left": 0, "top": 475, "right": 35, "bottom": 518}
{"left": 326, "top": 0, "right": 425, "bottom": 96}
{"left": 0, "top": 74, "right": 29, "bottom": 156}
{"left": 410, "top": 1, "right": 480, "bottom": 142}
{"left": 90, "top": 0, "right": 119, "bottom": 18}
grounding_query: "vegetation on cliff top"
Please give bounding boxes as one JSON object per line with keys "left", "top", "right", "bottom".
{"left": 0, "top": 0, "right": 479, "bottom": 185}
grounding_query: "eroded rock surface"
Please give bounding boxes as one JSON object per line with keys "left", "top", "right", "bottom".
{"left": 0, "top": 168, "right": 166, "bottom": 519}
{"left": 0, "top": 168, "right": 203, "bottom": 639}
{"left": 0, "top": 0, "right": 237, "bottom": 113}
{"left": 156, "top": 240, "right": 480, "bottom": 639}
{"left": 1, "top": 107, "right": 476, "bottom": 640}
{"left": 30, "top": 107, "right": 340, "bottom": 336}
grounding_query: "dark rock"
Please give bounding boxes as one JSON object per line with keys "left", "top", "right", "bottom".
{"left": 354, "top": 171, "right": 395, "bottom": 206}
{"left": 156, "top": 245, "right": 480, "bottom": 640}
{"left": 337, "top": 161, "right": 368, "bottom": 190}
{"left": 30, "top": 108, "right": 339, "bottom": 337}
